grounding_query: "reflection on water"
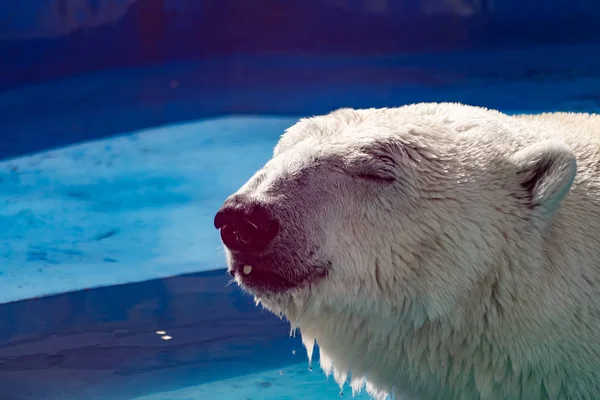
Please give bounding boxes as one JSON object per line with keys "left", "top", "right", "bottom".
{"left": 0, "top": 269, "right": 306, "bottom": 399}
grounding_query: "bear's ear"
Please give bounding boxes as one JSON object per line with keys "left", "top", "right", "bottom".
{"left": 511, "top": 140, "right": 577, "bottom": 216}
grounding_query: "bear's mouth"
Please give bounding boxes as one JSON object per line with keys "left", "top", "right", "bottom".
{"left": 230, "top": 262, "right": 328, "bottom": 294}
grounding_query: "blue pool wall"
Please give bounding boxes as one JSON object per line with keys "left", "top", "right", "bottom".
{"left": 3, "top": 0, "right": 600, "bottom": 92}
{"left": 2, "top": 0, "right": 600, "bottom": 162}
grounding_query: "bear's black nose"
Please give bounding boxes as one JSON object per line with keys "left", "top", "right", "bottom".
{"left": 214, "top": 199, "right": 279, "bottom": 253}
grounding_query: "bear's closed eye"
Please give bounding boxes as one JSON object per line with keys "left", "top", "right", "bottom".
{"left": 355, "top": 172, "right": 396, "bottom": 184}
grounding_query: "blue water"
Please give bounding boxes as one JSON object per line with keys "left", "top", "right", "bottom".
{"left": 0, "top": 269, "right": 365, "bottom": 399}
{"left": 2, "top": 2, "right": 600, "bottom": 398}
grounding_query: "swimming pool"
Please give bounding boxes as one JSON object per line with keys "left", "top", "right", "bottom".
{"left": 2, "top": 1, "right": 600, "bottom": 399}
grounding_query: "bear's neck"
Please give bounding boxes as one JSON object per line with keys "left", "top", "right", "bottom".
{"left": 294, "top": 303, "right": 482, "bottom": 399}
{"left": 291, "top": 264, "right": 591, "bottom": 400}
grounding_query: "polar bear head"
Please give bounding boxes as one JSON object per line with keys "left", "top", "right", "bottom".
{"left": 214, "top": 103, "right": 577, "bottom": 398}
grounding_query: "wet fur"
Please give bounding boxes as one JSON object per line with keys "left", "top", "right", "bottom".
{"left": 225, "top": 103, "right": 600, "bottom": 399}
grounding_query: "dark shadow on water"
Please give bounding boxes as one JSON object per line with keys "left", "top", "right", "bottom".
{"left": 0, "top": 269, "right": 307, "bottom": 399}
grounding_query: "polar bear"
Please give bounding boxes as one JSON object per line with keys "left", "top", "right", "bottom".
{"left": 214, "top": 103, "right": 600, "bottom": 400}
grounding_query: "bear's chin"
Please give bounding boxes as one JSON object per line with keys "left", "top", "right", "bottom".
{"left": 232, "top": 264, "right": 328, "bottom": 297}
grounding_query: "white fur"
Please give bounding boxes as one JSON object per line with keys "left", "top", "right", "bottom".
{"left": 226, "top": 103, "right": 600, "bottom": 399}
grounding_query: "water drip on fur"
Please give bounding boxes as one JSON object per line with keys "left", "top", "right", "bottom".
{"left": 301, "top": 334, "right": 316, "bottom": 370}
{"left": 333, "top": 369, "right": 348, "bottom": 393}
